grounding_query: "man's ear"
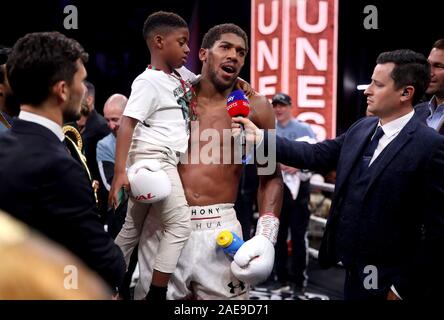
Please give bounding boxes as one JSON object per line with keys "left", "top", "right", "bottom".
{"left": 85, "top": 94, "right": 94, "bottom": 109}
{"left": 199, "top": 48, "right": 208, "bottom": 62}
{"left": 52, "top": 81, "right": 69, "bottom": 103}
{"left": 400, "top": 85, "right": 414, "bottom": 102}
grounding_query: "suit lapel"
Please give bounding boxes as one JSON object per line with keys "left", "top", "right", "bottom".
{"left": 363, "top": 117, "right": 417, "bottom": 195}
{"left": 334, "top": 119, "right": 377, "bottom": 195}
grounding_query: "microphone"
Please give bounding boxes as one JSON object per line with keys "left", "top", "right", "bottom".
{"left": 226, "top": 89, "right": 250, "bottom": 163}
{"left": 226, "top": 89, "right": 250, "bottom": 118}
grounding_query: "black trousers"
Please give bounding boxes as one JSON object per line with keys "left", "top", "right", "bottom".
{"left": 234, "top": 165, "right": 258, "bottom": 241}
{"left": 274, "top": 181, "right": 311, "bottom": 288}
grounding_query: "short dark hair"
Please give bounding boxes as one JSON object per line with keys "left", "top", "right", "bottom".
{"left": 142, "top": 11, "right": 188, "bottom": 41}
{"left": 83, "top": 80, "right": 95, "bottom": 99}
{"left": 432, "top": 39, "right": 444, "bottom": 50}
{"left": 201, "top": 23, "right": 249, "bottom": 53}
{"left": 6, "top": 32, "right": 88, "bottom": 106}
{"left": 376, "top": 49, "right": 430, "bottom": 105}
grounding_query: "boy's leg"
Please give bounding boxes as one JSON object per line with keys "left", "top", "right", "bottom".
{"left": 115, "top": 198, "right": 150, "bottom": 266}
{"left": 134, "top": 206, "right": 192, "bottom": 300}
{"left": 117, "top": 142, "right": 166, "bottom": 267}
{"left": 150, "top": 163, "right": 190, "bottom": 291}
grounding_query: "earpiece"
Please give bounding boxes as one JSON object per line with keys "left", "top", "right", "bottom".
{"left": 402, "top": 89, "right": 409, "bottom": 96}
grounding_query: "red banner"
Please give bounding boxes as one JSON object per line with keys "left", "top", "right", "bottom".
{"left": 251, "top": 0, "right": 338, "bottom": 140}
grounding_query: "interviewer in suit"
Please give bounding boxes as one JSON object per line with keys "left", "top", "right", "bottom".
{"left": 233, "top": 49, "right": 444, "bottom": 300}
{"left": 0, "top": 32, "right": 125, "bottom": 292}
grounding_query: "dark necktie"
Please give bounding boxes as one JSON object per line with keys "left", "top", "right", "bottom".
{"left": 361, "top": 126, "right": 385, "bottom": 171}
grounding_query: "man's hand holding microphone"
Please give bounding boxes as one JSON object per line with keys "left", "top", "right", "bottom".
{"left": 231, "top": 116, "right": 264, "bottom": 152}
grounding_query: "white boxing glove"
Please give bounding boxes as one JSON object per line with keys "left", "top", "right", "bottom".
{"left": 127, "top": 159, "right": 171, "bottom": 204}
{"left": 231, "top": 214, "right": 279, "bottom": 285}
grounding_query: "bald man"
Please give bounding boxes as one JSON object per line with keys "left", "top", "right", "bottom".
{"left": 97, "top": 94, "right": 128, "bottom": 191}
{"left": 97, "top": 94, "right": 128, "bottom": 237}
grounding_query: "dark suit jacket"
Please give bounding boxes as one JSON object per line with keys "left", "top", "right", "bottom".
{"left": 267, "top": 115, "right": 444, "bottom": 299}
{"left": 0, "top": 119, "right": 125, "bottom": 289}
{"left": 415, "top": 101, "right": 444, "bottom": 134}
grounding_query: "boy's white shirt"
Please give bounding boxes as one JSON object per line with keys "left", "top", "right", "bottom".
{"left": 123, "top": 67, "right": 197, "bottom": 154}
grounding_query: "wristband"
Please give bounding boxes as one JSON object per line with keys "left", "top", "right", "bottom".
{"left": 255, "top": 213, "right": 279, "bottom": 245}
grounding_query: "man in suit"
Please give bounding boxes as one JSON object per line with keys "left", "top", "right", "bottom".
{"left": 415, "top": 39, "right": 444, "bottom": 133}
{"left": 0, "top": 32, "right": 125, "bottom": 291}
{"left": 79, "top": 81, "right": 110, "bottom": 222}
{"left": 234, "top": 49, "right": 444, "bottom": 300}
{"left": 80, "top": 80, "right": 110, "bottom": 182}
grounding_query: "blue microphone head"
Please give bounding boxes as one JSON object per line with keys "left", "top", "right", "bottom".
{"left": 227, "top": 89, "right": 248, "bottom": 104}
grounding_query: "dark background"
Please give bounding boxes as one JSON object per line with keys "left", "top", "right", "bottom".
{"left": 1, "top": 0, "right": 443, "bottom": 135}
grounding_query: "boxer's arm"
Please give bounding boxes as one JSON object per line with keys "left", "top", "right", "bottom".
{"left": 250, "top": 95, "right": 283, "bottom": 221}
{"left": 230, "top": 95, "right": 283, "bottom": 285}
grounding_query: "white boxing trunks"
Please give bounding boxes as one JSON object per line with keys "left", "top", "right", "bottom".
{"left": 134, "top": 203, "right": 249, "bottom": 300}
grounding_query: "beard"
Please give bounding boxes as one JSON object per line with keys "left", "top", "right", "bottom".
{"left": 63, "top": 103, "right": 81, "bottom": 123}
{"left": 207, "top": 53, "right": 238, "bottom": 92}
{"left": 209, "top": 69, "right": 232, "bottom": 92}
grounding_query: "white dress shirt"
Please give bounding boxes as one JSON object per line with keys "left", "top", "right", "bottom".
{"left": 369, "top": 110, "right": 414, "bottom": 166}
{"left": 19, "top": 111, "right": 65, "bottom": 142}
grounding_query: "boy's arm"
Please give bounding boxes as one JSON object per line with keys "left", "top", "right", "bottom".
{"left": 108, "top": 116, "right": 138, "bottom": 208}
{"left": 235, "top": 77, "right": 256, "bottom": 98}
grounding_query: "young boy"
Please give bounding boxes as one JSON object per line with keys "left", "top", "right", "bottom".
{"left": 110, "top": 11, "right": 195, "bottom": 300}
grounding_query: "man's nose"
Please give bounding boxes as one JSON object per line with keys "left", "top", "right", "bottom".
{"left": 364, "top": 87, "right": 371, "bottom": 95}
{"left": 227, "top": 48, "right": 238, "bottom": 60}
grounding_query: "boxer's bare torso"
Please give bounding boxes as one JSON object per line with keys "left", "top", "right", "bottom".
{"left": 179, "top": 31, "right": 281, "bottom": 211}
{"left": 179, "top": 92, "right": 269, "bottom": 206}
